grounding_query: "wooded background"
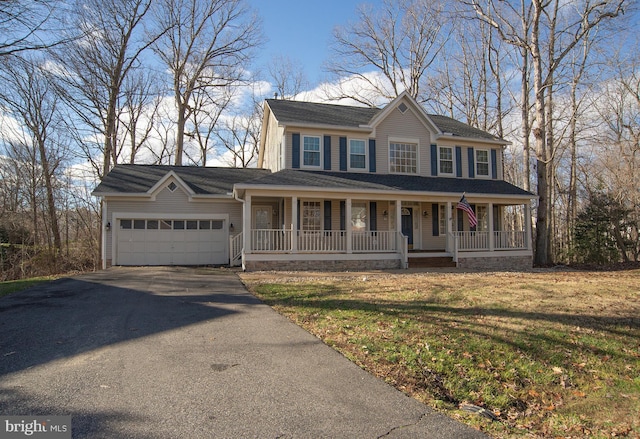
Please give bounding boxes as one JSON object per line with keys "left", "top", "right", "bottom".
{"left": 1, "top": 0, "right": 638, "bottom": 280}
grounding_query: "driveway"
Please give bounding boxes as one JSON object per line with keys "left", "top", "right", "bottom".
{"left": 0, "top": 267, "right": 486, "bottom": 438}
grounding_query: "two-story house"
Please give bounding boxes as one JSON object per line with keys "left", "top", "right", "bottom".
{"left": 93, "top": 92, "right": 535, "bottom": 271}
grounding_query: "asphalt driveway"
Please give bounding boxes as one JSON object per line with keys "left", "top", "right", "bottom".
{"left": 0, "top": 267, "right": 486, "bottom": 438}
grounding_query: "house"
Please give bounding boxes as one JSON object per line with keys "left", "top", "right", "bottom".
{"left": 93, "top": 92, "right": 535, "bottom": 271}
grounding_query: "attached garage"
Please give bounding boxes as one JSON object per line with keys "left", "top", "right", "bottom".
{"left": 116, "top": 218, "right": 228, "bottom": 266}
{"left": 92, "top": 165, "right": 271, "bottom": 268}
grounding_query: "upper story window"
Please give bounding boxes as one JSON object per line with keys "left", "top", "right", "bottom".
{"left": 349, "top": 139, "right": 367, "bottom": 170}
{"left": 476, "top": 149, "right": 490, "bottom": 177}
{"left": 303, "top": 135, "right": 321, "bottom": 167}
{"left": 389, "top": 142, "right": 417, "bottom": 174}
{"left": 439, "top": 146, "right": 454, "bottom": 175}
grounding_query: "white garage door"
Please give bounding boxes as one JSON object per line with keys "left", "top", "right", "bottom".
{"left": 116, "top": 218, "right": 228, "bottom": 266}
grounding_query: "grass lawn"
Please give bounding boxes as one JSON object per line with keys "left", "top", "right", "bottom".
{"left": 240, "top": 269, "right": 640, "bottom": 438}
{"left": 0, "top": 276, "right": 58, "bottom": 298}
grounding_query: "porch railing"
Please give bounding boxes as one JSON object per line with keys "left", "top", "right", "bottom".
{"left": 455, "top": 231, "right": 489, "bottom": 250}
{"left": 452, "top": 230, "right": 527, "bottom": 251}
{"left": 230, "top": 232, "right": 243, "bottom": 266}
{"left": 252, "top": 229, "right": 292, "bottom": 252}
{"left": 249, "top": 229, "right": 398, "bottom": 253}
{"left": 494, "top": 231, "right": 526, "bottom": 249}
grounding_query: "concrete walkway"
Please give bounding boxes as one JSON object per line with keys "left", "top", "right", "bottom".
{"left": 0, "top": 267, "right": 487, "bottom": 438}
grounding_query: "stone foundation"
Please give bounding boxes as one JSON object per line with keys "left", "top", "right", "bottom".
{"left": 244, "top": 258, "right": 401, "bottom": 272}
{"left": 457, "top": 255, "right": 533, "bottom": 271}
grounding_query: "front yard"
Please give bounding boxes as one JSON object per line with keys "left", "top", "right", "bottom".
{"left": 240, "top": 268, "right": 640, "bottom": 438}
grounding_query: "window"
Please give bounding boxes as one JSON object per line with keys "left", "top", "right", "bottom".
{"left": 349, "top": 139, "right": 367, "bottom": 170}
{"left": 439, "top": 204, "right": 447, "bottom": 235}
{"left": 351, "top": 202, "right": 367, "bottom": 232}
{"left": 439, "top": 147, "right": 453, "bottom": 175}
{"left": 134, "top": 220, "right": 145, "bottom": 230}
{"left": 303, "top": 136, "right": 321, "bottom": 167}
{"left": 147, "top": 220, "right": 159, "bottom": 230}
{"left": 167, "top": 182, "right": 177, "bottom": 192}
{"left": 476, "top": 205, "right": 487, "bottom": 231}
{"left": 476, "top": 149, "right": 490, "bottom": 177}
{"left": 174, "top": 220, "right": 184, "bottom": 230}
{"left": 389, "top": 142, "right": 417, "bottom": 174}
{"left": 199, "top": 220, "right": 211, "bottom": 230}
{"left": 186, "top": 220, "right": 198, "bottom": 230}
{"left": 302, "top": 201, "right": 321, "bottom": 231}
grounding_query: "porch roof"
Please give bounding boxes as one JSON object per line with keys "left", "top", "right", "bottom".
{"left": 235, "top": 169, "right": 535, "bottom": 199}
{"left": 93, "top": 164, "right": 271, "bottom": 196}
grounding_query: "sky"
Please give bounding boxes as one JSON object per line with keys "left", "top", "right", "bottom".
{"left": 247, "top": 0, "right": 379, "bottom": 87}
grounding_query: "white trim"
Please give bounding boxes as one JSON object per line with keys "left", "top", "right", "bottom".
{"left": 388, "top": 137, "right": 420, "bottom": 175}
{"left": 347, "top": 138, "right": 368, "bottom": 172}
{"left": 437, "top": 145, "right": 455, "bottom": 176}
{"left": 475, "top": 148, "right": 491, "bottom": 179}
{"left": 436, "top": 133, "right": 510, "bottom": 146}
{"left": 301, "top": 134, "right": 323, "bottom": 169}
{"left": 244, "top": 252, "right": 400, "bottom": 262}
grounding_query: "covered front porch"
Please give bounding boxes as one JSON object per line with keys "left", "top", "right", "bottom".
{"left": 231, "top": 188, "right": 533, "bottom": 271}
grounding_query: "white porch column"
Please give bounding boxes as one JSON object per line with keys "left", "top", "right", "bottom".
{"left": 291, "top": 196, "right": 298, "bottom": 253}
{"left": 243, "top": 194, "right": 252, "bottom": 253}
{"left": 525, "top": 202, "right": 533, "bottom": 251}
{"left": 396, "top": 199, "right": 402, "bottom": 233}
{"left": 488, "top": 202, "right": 495, "bottom": 251}
{"left": 346, "top": 198, "right": 352, "bottom": 253}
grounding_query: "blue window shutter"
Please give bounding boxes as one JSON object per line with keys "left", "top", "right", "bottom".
{"left": 340, "top": 201, "right": 346, "bottom": 230}
{"left": 491, "top": 149, "right": 498, "bottom": 179}
{"left": 468, "top": 147, "right": 475, "bottom": 178}
{"left": 339, "top": 137, "right": 347, "bottom": 171}
{"left": 292, "top": 133, "right": 300, "bottom": 169}
{"left": 370, "top": 202, "right": 377, "bottom": 231}
{"left": 369, "top": 139, "right": 376, "bottom": 173}
{"left": 432, "top": 204, "right": 439, "bottom": 236}
{"left": 430, "top": 144, "right": 438, "bottom": 176}
{"left": 324, "top": 200, "right": 332, "bottom": 230}
{"left": 455, "top": 146, "right": 462, "bottom": 177}
{"left": 323, "top": 136, "right": 331, "bottom": 170}
{"left": 457, "top": 210, "right": 464, "bottom": 231}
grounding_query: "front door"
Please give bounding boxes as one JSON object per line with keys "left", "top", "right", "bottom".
{"left": 401, "top": 208, "right": 414, "bottom": 249}
{"left": 253, "top": 206, "right": 273, "bottom": 250}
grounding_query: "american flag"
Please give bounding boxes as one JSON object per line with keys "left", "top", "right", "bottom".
{"left": 457, "top": 195, "right": 478, "bottom": 228}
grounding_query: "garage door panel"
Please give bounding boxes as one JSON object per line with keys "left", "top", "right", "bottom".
{"left": 116, "top": 218, "right": 228, "bottom": 266}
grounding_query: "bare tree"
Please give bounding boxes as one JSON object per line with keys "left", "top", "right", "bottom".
{"left": 0, "top": 55, "right": 64, "bottom": 253}
{"left": 469, "top": 0, "right": 627, "bottom": 265}
{"left": 325, "top": 0, "right": 450, "bottom": 106}
{"left": 0, "top": 0, "right": 69, "bottom": 56}
{"left": 267, "top": 55, "right": 308, "bottom": 100}
{"left": 152, "top": 0, "right": 262, "bottom": 166}
{"left": 52, "top": 0, "right": 158, "bottom": 178}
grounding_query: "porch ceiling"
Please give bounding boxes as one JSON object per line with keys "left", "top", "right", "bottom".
{"left": 235, "top": 169, "right": 535, "bottom": 200}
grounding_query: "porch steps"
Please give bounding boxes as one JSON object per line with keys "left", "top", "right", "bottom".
{"left": 407, "top": 255, "right": 457, "bottom": 269}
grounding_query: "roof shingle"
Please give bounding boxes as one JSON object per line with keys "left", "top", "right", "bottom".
{"left": 238, "top": 169, "right": 534, "bottom": 198}
{"left": 266, "top": 98, "right": 503, "bottom": 141}
{"left": 93, "top": 164, "right": 271, "bottom": 195}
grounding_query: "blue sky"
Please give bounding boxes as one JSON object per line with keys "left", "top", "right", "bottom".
{"left": 248, "top": 0, "right": 378, "bottom": 86}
